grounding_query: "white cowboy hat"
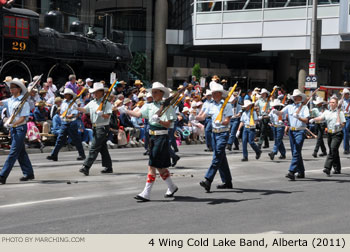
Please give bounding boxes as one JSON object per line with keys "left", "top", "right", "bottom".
{"left": 146, "top": 92, "right": 152, "bottom": 98}
{"left": 123, "top": 98, "right": 132, "bottom": 105}
{"left": 313, "top": 96, "right": 325, "bottom": 105}
{"left": 182, "top": 107, "right": 190, "bottom": 113}
{"left": 291, "top": 89, "right": 307, "bottom": 102}
{"left": 342, "top": 88, "right": 350, "bottom": 94}
{"left": 228, "top": 94, "right": 238, "bottom": 103}
{"left": 209, "top": 81, "right": 228, "bottom": 97}
{"left": 260, "top": 88, "right": 270, "bottom": 96}
{"left": 7, "top": 78, "right": 27, "bottom": 94}
{"left": 63, "top": 88, "right": 76, "bottom": 98}
{"left": 204, "top": 89, "right": 212, "bottom": 96}
{"left": 150, "top": 82, "right": 170, "bottom": 98}
{"left": 271, "top": 99, "right": 285, "bottom": 107}
{"left": 242, "top": 99, "right": 254, "bottom": 108}
{"left": 191, "top": 101, "right": 197, "bottom": 108}
{"left": 85, "top": 78, "right": 93, "bottom": 83}
{"left": 89, "top": 82, "right": 106, "bottom": 93}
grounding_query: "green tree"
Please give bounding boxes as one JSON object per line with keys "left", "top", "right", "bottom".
{"left": 192, "top": 63, "right": 201, "bottom": 80}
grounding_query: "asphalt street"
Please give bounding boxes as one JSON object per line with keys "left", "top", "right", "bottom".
{"left": 0, "top": 138, "right": 350, "bottom": 234}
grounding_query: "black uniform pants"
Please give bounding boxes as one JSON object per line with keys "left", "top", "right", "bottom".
{"left": 314, "top": 123, "right": 326, "bottom": 154}
{"left": 258, "top": 118, "right": 269, "bottom": 147}
{"left": 324, "top": 131, "right": 343, "bottom": 172}
{"left": 83, "top": 126, "right": 112, "bottom": 169}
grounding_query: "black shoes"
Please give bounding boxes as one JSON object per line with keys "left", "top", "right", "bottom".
{"left": 319, "top": 152, "right": 327, "bottom": 157}
{"left": 101, "top": 167, "right": 113, "bottom": 174}
{"left": 134, "top": 195, "right": 150, "bottom": 202}
{"left": 47, "top": 155, "right": 58, "bottom": 161}
{"left": 226, "top": 144, "right": 232, "bottom": 151}
{"left": 285, "top": 172, "right": 295, "bottom": 181}
{"left": 143, "top": 150, "right": 149, "bottom": 156}
{"left": 171, "top": 155, "right": 180, "bottom": 167}
{"left": 241, "top": 158, "right": 248, "bottom": 162}
{"left": 312, "top": 152, "right": 317, "bottom": 158}
{"left": 268, "top": 152, "right": 275, "bottom": 160}
{"left": 333, "top": 170, "right": 341, "bottom": 174}
{"left": 204, "top": 148, "right": 213, "bottom": 152}
{"left": 216, "top": 183, "right": 233, "bottom": 189}
{"left": 343, "top": 151, "right": 349, "bottom": 155}
{"left": 199, "top": 179, "right": 211, "bottom": 192}
{"left": 279, "top": 155, "right": 286, "bottom": 160}
{"left": 256, "top": 151, "right": 262, "bottom": 160}
{"left": 0, "top": 175, "right": 6, "bottom": 184}
{"left": 77, "top": 156, "right": 86, "bottom": 161}
{"left": 39, "top": 143, "right": 45, "bottom": 153}
{"left": 174, "top": 147, "right": 179, "bottom": 153}
{"left": 296, "top": 173, "right": 305, "bottom": 179}
{"left": 79, "top": 167, "right": 89, "bottom": 176}
{"left": 19, "top": 174, "right": 35, "bottom": 181}
{"left": 262, "top": 145, "right": 269, "bottom": 149}
{"left": 233, "top": 146, "right": 239, "bottom": 150}
{"left": 323, "top": 168, "right": 331, "bottom": 176}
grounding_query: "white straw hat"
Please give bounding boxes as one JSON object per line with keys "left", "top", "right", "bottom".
{"left": 7, "top": 78, "right": 27, "bottom": 94}
{"left": 150, "top": 82, "right": 170, "bottom": 98}
{"left": 209, "top": 81, "right": 228, "bottom": 97}
{"left": 63, "top": 88, "right": 76, "bottom": 98}
{"left": 291, "top": 89, "right": 307, "bottom": 102}
{"left": 242, "top": 99, "right": 254, "bottom": 108}
{"left": 89, "top": 82, "right": 106, "bottom": 93}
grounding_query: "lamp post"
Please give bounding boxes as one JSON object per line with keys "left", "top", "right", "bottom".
{"left": 310, "top": 0, "right": 318, "bottom": 76}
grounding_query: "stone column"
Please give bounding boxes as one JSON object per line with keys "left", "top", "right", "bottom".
{"left": 298, "top": 69, "right": 307, "bottom": 92}
{"left": 153, "top": 0, "right": 168, "bottom": 85}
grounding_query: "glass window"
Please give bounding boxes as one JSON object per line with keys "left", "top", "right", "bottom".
{"left": 4, "top": 16, "right": 29, "bottom": 39}
{"left": 197, "top": 1, "right": 222, "bottom": 12}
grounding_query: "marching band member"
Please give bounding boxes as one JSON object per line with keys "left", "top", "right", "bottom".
{"left": 0, "top": 78, "right": 34, "bottom": 184}
{"left": 47, "top": 88, "right": 86, "bottom": 162}
{"left": 195, "top": 81, "right": 233, "bottom": 191}
{"left": 121, "top": 82, "right": 178, "bottom": 201}
{"left": 236, "top": 100, "right": 262, "bottom": 162}
{"left": 199, "top": 89, "right": 213, "bottom": 152}
{"left": 310, "top": 96, "right": 345, "bottom": 175}
{"left": 77, "top": 82, "right": 113, "bottom": 175}
{"left": 310, "top": 97, "right": 327, "bottom": 158}
{"left": 273, "top": 89, "right": 310, "bottom": 181}
{"left": 256, "top": 88, "right": 271, "bottom": 149}
{"left": 226, "top": 92, "right": 241, "bottom": 151}
{"left": 341, "top": 88, "right": 350, "bottom": 154}
{"left": 268, "top": 99, "right": 286, "bottom": 160}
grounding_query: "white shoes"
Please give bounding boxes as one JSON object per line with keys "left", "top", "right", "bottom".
{"left": 82, "top": 142, "right": 89, "bottom": 148}
{"left": 107, "top": 140, "right": 115, "bottom": 147}
{"left": 165, "top": 186, "right": 178, "bottom": 198}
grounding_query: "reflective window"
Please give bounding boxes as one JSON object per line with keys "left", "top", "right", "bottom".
{"left": 4, "top": 16, "right": 29, "bottom": 39}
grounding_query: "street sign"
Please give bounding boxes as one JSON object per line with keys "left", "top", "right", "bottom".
{"left": 305, "top": 75, "right": 317, "bottom": 88}
{"left": 309, "top": 62, "right": 316, "bottom": 76}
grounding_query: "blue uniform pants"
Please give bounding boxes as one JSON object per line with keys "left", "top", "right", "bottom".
{"left": 342, "top": 117, "right": 350, "bottom": 151}
{"left": 205, "top": 131, "right": 232, "bottom": 184}
{"left": 51, "top": 121, "right": 85, "bottom": 158}
{"left": 0, "top": 125, "right": 34, "bottom": 178}
{"left": 272, "top": 126, "right": 286, "bottom": 156}
{"left": 227, "top": 118, "right": 240, "bottom": 147}
{"left": 288, "top": 130, "right": 305, "bottom": 173}
{"left": 204, "top": 117, "right": 212, "bottom": 150}
{"left": 242, "top": 127, "right": 260, "bottom": 159}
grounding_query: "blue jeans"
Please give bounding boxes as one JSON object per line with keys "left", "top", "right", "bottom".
{"left": 51, "top": 121, "right": 85, "bottom": 158}
{"left": 272, "top": 127, "right": 286, "bottom": 156}
{"left": 343, "top": 117, "right": 350, "bottom": 151}
{"left": 288, "top": 130, "right": 305, "bottom": 173}
{"left": 227, "top": 118, "right": 240, "bottom": 147}
{"left": 205, "top": 131, "right": 232, "bottom": 184}
{"left": 242, "top": 127, "right": 260, "bottom": 159}
{"left": 204, "top": 117, "right": 212, "bottom": 149}
{"left": 0, "top": 125, "right": 34, "bottom": 178}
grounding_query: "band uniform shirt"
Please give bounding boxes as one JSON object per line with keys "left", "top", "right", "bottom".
{"left": 320, "top": 109, "right": 345, "bottom": 132}
{"left": 232, "top": 102, "right": 242, "bottom": 118}
{"left": 255, "top": 98, "right": 269, "bottom": 115}
{"left": 342, "top": 98, "right": 350, "bottom": 116}
{"left": 269, "top": 110, "right": 286, "bottom": 126}
{"left": 240, "top": 110, "right": 258, "bottom": 127}
{"left": 84, "top": 98, "right": 112, "bottom": 125}
{"left": 282, "top": 104, "right": 310, "bottom": 128}
{"left": 140, "top": 101, "right": 175, "bottom": 128}
{"left": 2, "top": 95, "right": 30, "bottom": 123}
{"left": 311, "top": 107, "right": 325, "bottom": 123}
{"left": 60, "top": 99, "right": 78, "bottom": 119}
{"left": 204, "top": 100, "right": 233, "bottom": 130}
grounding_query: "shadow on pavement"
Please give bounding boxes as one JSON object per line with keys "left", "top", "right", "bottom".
{"left": 172, "top": 196, "right": 260, "bottom": 205}
{"left": 211, "top": 187, "right": 301, "bottom": 196}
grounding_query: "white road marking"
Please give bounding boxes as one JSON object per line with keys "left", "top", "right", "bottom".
{"left": 0, "top": 197, "right": 74, "bottom": 208}
{"left": 258, "top": 231, "right": 283, "bottom": 234}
